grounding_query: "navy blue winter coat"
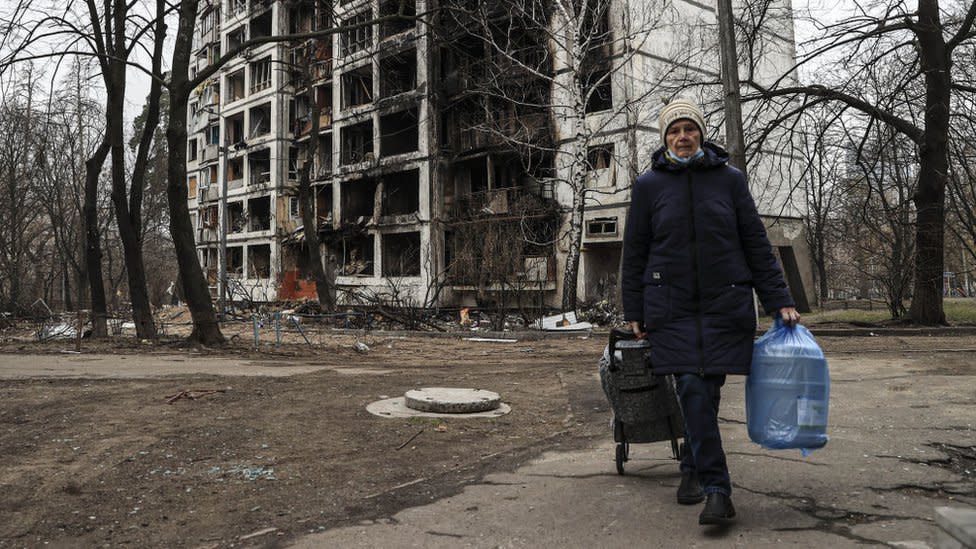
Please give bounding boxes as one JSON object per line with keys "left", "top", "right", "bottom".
{"left": 622, "top": 142, "right": 795, "bottom": 376}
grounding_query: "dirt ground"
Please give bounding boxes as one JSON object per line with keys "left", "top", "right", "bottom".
{"left": 0, "top": 329, "right": 973, "bottom": 548}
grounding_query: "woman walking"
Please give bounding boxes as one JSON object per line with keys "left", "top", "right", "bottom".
{"left": 621, "top": 98, "right": 800, "bottom": 525}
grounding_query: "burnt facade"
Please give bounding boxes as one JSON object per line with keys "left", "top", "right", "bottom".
{"left": 186, "top": 0, "right": 814, "bottom": 309}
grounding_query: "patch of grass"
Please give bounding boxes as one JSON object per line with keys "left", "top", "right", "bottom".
{"left": 780, "top": 297, "right": 976, "bottom": 326}
{"left": 944, "top": 298, "right": 976, "bottom": 324}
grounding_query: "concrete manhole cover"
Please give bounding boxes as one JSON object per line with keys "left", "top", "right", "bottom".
{"left": 405, "top": 387, "right": 501, "bottom": 414}
{"left": 366, "top": 388, "right": 510, "bottom": 418}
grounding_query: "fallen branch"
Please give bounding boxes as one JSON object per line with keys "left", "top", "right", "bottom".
{"left": 396, "top": 428, "right": 425, "bottom": 450}
{"left": 165, "top": 389, "right": 227, "bottom": 404}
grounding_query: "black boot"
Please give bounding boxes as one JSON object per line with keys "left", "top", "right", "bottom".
{"left": 677, "top": 471, "right": 704, "bottom": 504}
{"left": 699, "top": 493, "right": 736, "bottom": 525}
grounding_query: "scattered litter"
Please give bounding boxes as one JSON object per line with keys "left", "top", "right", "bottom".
{"left": 59, "top": 350, "right": 81, "bottom": 354}
{"left": 239, "top": 527, "right": 279, "bottom": 541}
{"left": 533, "top": 311, "right": 593, "bottom": 331}
{"left": 464, "top": 337, "right": 518, "bottom": 343}
{"left": 354, "top": 342, "right": 370, "bottom": 353}
{"left": 208, "top": 465, "right": 277, "bottom": 481}
{"left": 434, "top": 424, "right": 448, "bottom": 432}
{"left": 165, "top": 389, "right": 227, "bottom": 404}
{"left": 37, "top": 323, "right": 78, "bottom": 341}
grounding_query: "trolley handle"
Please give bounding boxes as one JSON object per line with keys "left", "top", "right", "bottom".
{"left": 608, "top": 327, "right": 637, "bottom": 372}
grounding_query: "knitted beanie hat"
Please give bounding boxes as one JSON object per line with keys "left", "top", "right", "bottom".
{"left": 658, "top": 98, "right": 706, "bottom": 143}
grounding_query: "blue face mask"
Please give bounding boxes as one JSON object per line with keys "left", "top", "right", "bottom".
{"left": 666, "top": 148, "right": 704, "bottom": 165}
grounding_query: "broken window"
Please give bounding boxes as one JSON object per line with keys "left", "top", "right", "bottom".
{"left": 586, "top": 216, "right": 618, "bottom": 236}
{"left": 581, "top": 0, "right": 611, "bottom": 48}
{"left": 379, "top": 0, "right": 416, "bottom": 39}
{"left": 288, "top": 146, "right": 299, "bottom": 180}
{"left": 226, "top": 112, "right": 245, "bottom": 146}
{"left": 586, "top": 143, "right": 614, "bottom": 171}
{"left": 206, "top": 124, "right": 220, "bottom": 146}
{"left": 311, "top": 39, "right": 333, "bottom": 79}
{"left": 247, "top": 244, "right": 272, "bottom": 278}
{"left": 341, "top": 12, "right": 372, "bottom": 56}
{"left": 227, "top": 157, "right": 245, "bottom": 184}
{"left": 315, "top": 84, "right": 333, "bottom": 125}
{"left": 209, "top": 45, "right": 222, "bottom": 67}
{"left": 341, "top": 65, "right": 373, "bottom": 109}
{"left": 202, "top": 204, "right": 219, "bottom": 228}
{"left": 188, "top": 175, "right": 198, "bottom": 199}
{"left": 493, "top": 155, "right": 522, "bottom": 189}
{"left": 230, "top": 0, "right": 246, "bottom": 18}
{"left": 382, "top": 232, "right": 421, "bottom": 276}
{"left": 248, "top": 148, "right": 271, "bottom": 185}
{"left": 379, "top": 50, "right": 416, "bottom": 99}
{"left": 340, "top": 178, "right": 378, "bottom": 223}
{"left": 249, "top": 102, "right": 271, "bottom": 137}
{"left": 340, "top": 235, "right": 374, "bottom": 276}
{"left": 188, "top": 138, "right": 198, "bottom": 162}
{"left": 380, "top": 170, "right": 420, "bottom": 217}
{"left": 203, "top": 247, "right": 219, "bottom": 282}
{"left": 207, "top": 165, "right": 218, "bottom": 187}
{"left": 316, "top": 184, "right": 333, "bottom": 222}
{"left": 317, "top": 6, "right": 333, "bottom": 30}
{"left": 379, "top": 108, "right": 418, "bottom": 157}
{"left": 226, "top": 69, "right": 245, "bottom": 102}
{"left": 340, "top": 120, "right": 373, "bottom": 165}
{"left": 251, "top": 10, "right": 272, "bottom": 39}
{"left": 248, "top": 195, "right": 271, "bottom": 231}
{"left": 583, "top": 67, "right": 612, "bottom": 113}
{"left": 228, "top": 202, "right": 245, "bottom": 233}
{"left": 288, "top": 4, "right": 313, "bottom": 34}
{"left": 227, "top": 27, "right": 245, "bottom": 51}
{"left": 454, "top": 156, "right": 489, "bottom": 196}
{"left": 316, "top": 135, "right": 332, "bottom": 178}
{"left": 289, "top": 196, "right": 301, "bottom": 219}
{"left": 228, "top": 246, "right": 244, "bottom": 277}
{"left": 250, "top": 56, "right": 272, "bottom": 93}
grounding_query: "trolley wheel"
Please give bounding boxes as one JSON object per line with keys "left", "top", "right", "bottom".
{"left": 615, "top": 443, "right": 629, "bottom": 475}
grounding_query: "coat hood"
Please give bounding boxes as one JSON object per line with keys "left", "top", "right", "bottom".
{"left": 651, "top": 141, "right": 730, "bottom": 172}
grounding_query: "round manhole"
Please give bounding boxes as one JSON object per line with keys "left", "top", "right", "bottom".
{"left": 404, "top": 387, "right": 501, "bottom": 414}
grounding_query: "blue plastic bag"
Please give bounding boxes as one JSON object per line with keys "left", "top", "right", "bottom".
{"left": 746, "top": 318, "right": 829, "bottom": 456}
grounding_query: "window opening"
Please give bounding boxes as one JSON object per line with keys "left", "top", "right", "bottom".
{"left": 379, "top": 50, "right": 417, "bottom": 98}
{"left": 248, "top": 195, "right": 272, "bottom": 231}
{"left": 341, "top": 65, "right": 373, "bottom": 109}
{"left": 340, "top": 120, "right": 373, "bottom": 165}
{"left": 379, "top": 108, "right": 419, "bottom": 157}
{"left": 382, "top": 232, "right": 421, "bottom": 276}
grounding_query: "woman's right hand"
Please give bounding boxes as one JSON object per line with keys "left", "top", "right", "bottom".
{"left": 629, "top": 321, "right": 646, "bottom": 340}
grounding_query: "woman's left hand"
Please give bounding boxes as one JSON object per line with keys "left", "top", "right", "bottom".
{"left": 779, "top": 307, "right": 801, "bottom": 327}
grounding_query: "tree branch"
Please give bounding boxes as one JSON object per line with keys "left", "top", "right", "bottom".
{"left": 742, "top": 81, "right": 924, "bottom": 144}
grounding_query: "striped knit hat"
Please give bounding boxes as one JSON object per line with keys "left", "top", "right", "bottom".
{"left": 658, "top": 98, "right": 706, "bottom": 143}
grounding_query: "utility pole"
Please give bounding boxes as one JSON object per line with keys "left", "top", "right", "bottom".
{"left": 214, "top": 107, "right": 228, "bottom": 322}
{"left": 716, "top": 0, "right": 747, "bottom": 176}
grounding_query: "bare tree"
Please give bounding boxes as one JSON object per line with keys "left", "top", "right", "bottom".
{"left": 740, "top": 0, "right": 976, "bottom": 324}
{"left": 0, "top": 68, "right": 47, "bottom": 313}
{"left": 438, "top": 0, "right": 674, "bottom": 311}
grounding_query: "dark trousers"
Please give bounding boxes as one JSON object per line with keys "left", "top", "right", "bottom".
{"left": 677, "top": 374, "right": 731, "bottom": 496}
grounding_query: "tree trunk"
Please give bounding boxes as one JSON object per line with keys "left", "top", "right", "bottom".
{"left": 84, "top": 141, "right": 110, "bottom": 337}
{"left": 908, "top": 0, "right": 949, "bottom": 325}
{"left": 166, "top": 0, "right": 225, "bottom": 345}
{"left": 299, "top": 50, "right": 337, "bottom": 311}
{"left": 107, "top": 0, "right": 165, "bottom": 340}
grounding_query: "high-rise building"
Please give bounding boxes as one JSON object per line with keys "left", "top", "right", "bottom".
{"left": 186, "top": 0, "right": 815, "bottom": 311}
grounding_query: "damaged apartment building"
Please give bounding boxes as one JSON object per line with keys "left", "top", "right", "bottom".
{"left": 186, "top": 0, "right": 815, "bottom": 310}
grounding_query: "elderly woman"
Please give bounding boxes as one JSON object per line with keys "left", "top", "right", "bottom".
{"left": 621, "top": 99, "right": 799, "bottom": 525}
